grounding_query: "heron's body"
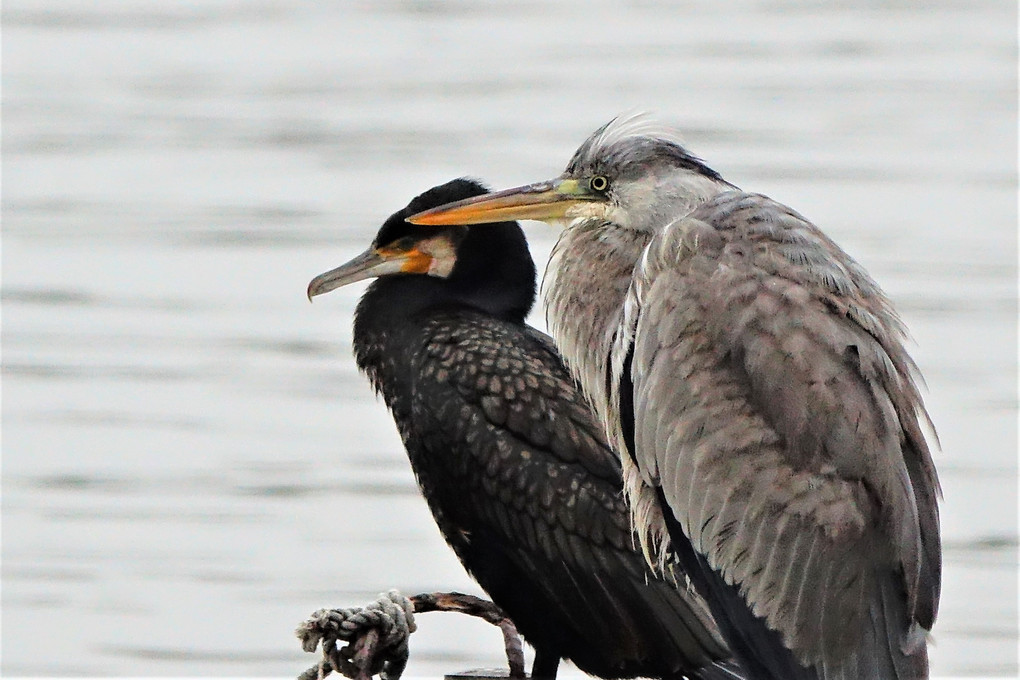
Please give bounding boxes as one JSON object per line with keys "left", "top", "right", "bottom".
{"left": 408, "top": 119, "right": 942, "bottom": 680}
{"left": 604, "top": 191, "right": 940, "bottom": 680}
{"left": 309, "top": 179, "right": 745, "bottom": 680}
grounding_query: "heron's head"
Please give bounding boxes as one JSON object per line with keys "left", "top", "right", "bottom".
{"left": 308, "top": 178, "right": 534, "bottom": 305}
{"left": 407, "top": 114, "right": 730, "bottom": 234}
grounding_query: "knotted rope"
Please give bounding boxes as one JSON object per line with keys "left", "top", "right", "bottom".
{"left": 297, "top": 590, "right": 416, "bottom": 680}
{"left": 296, "top": 590, "right": 525, "bottom": 680}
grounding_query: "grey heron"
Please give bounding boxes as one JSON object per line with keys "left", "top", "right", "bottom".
{"left": 308, "top": 178, "right": 746, "bottom": 680}
{"left": 406, "top": 117, "right": 942, "bottom": 680}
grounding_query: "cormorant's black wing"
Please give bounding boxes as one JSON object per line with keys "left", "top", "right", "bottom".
{"left": 407, "top": 309, "right": 732, "bottom": 679}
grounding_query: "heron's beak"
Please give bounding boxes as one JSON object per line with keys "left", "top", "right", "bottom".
{"left": 406, "top": 178, "right": 596, "bottom": 226}
{"left": 307, "top": 245, "right": 431, "bottom": 300}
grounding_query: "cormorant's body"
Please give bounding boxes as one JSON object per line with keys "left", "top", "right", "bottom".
{"left": 309, "top": 180, "right": 743, "bottom": 680}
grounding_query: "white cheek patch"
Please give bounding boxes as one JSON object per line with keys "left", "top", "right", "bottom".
{"left": 421, "top": 236, "right": 458, "bottom": 278}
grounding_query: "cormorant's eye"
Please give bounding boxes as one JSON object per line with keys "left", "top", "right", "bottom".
{"left": 396, "top": 237, "right": 416, "bottom": 251}
{"left": 589, "top": 175, "right": 609, "bottom": 193}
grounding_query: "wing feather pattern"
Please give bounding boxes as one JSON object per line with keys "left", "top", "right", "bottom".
{"left": 407, "top": 310, "right": 734, "bottom": 678}
{"left": 611, "top": 191, "right": 940, "bottom": 679}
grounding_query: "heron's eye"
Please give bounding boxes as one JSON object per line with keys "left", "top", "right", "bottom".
{"left": 590, "top": 176, "right": 609, "bottom": 193}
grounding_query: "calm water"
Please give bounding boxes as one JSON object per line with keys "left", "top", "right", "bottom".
{"left": 3, "top": 1, "right": 1016, "bottom": 677}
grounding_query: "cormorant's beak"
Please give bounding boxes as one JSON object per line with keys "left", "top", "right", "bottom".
{"left": 406, "top": 178, "right": 596, "bottom": 226}
{"left": 307, "top": 245, "right": 431, "bottom": 300}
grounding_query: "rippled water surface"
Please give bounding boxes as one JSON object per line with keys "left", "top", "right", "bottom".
{"left": 3, "top": 1, "right": 1017, "bottom": 677}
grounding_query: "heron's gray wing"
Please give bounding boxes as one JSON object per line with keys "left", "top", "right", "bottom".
{"left": 617, "top": 191, "right": 940, "bottom": 679}
{"left": 410, "top": 311, "right": 732, "bottom": 677}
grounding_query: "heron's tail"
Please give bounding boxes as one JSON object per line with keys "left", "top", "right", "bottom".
{"left": 689, "top": 658, "right": 750, "bottom": 680}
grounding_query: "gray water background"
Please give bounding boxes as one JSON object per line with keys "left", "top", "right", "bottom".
{"left": 3, "top": 1, "right": 1017, "bottom": 677}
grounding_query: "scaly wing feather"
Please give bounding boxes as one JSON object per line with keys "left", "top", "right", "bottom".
{"left": 409, "top": 311, "right": 733, "bottom": 677}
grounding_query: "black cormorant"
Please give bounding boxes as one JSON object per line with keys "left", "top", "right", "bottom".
{"left": 307, "top": 179, "right": 744, "bottom": 680}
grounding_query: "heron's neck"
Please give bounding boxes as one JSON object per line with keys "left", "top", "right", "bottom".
{"left": 542, "top": 220, "right": 650, "bottom": 427}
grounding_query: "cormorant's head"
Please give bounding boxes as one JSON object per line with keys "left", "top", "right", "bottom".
{"left": 308, "top": 178, "right": 535, "bottom": 307}
{"left": 406, "top": 114, "right": 730, "bottom": 234}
